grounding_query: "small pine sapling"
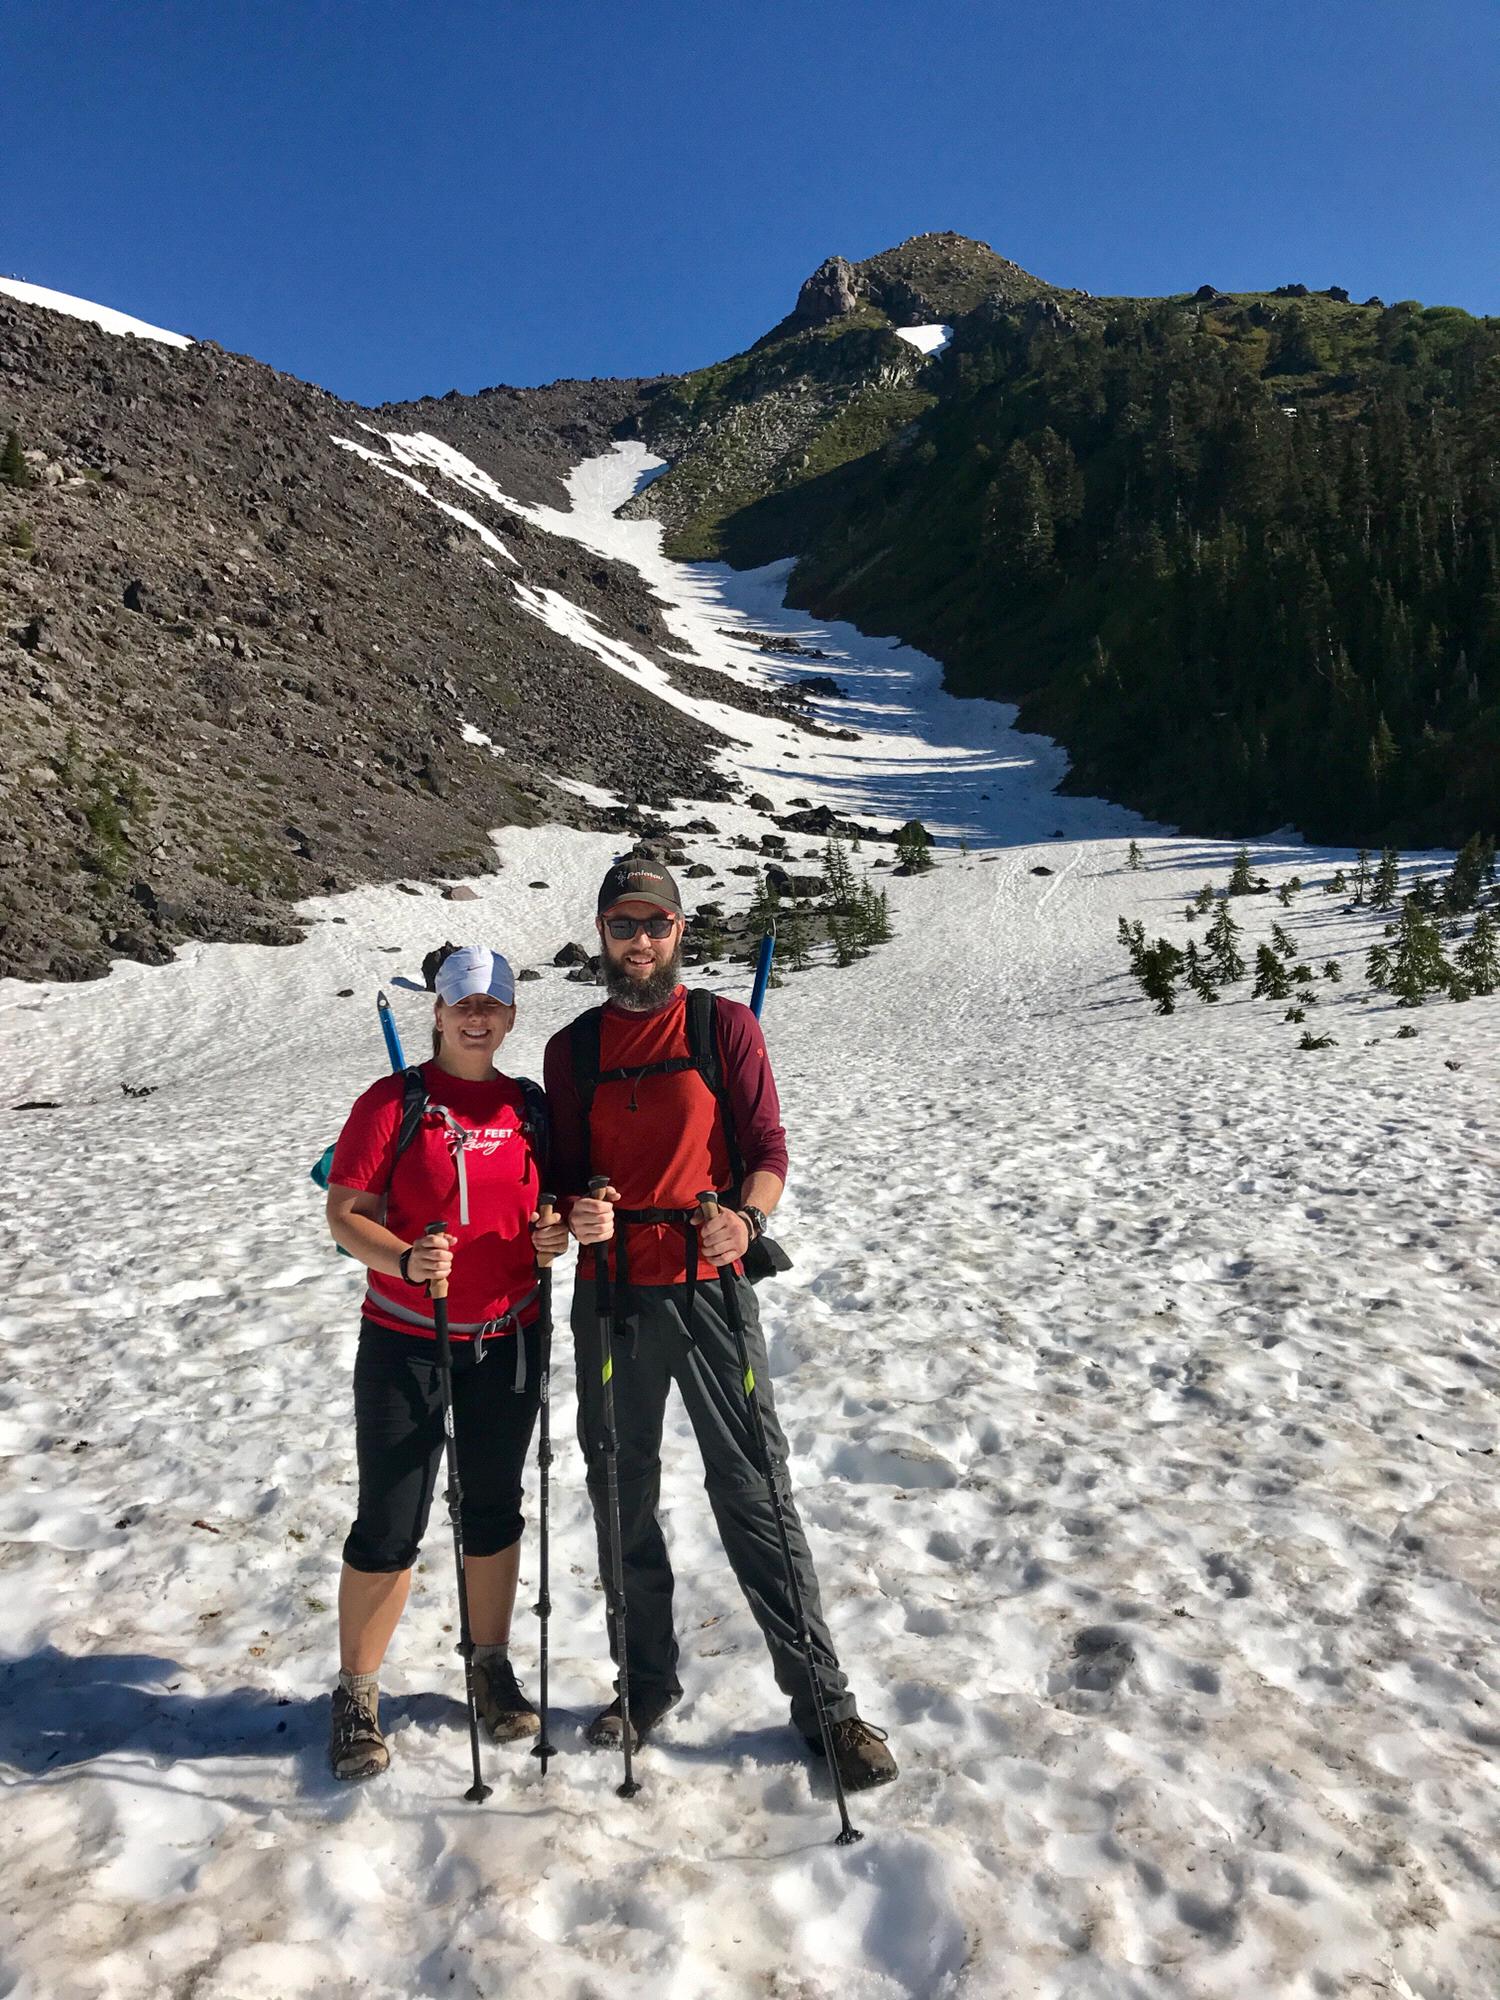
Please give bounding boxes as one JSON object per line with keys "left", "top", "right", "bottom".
{"left": 1284, "top": 1005, "right": 1306, "bottom": 1023}
{"left": 1126, "top": 840, "right": 1144, "bottom": 871}
{"left": 1138, "top": 938, "right": 1184, "bottom": 1014}
{"left": 1291, "top": 963, "right": 1315, "bottom": 984}
{"left": 1193, "top": 882, "right": 1215, "bottom": 914}
{"left": 1387, "top": 897, "right": 1453, "bottom": 1007}
{"left": 1228, "top": 846, "right": 1255, "bottom": 896}
{"left": 1371, "top": 846, "right": 1401, "bottom": 910}
{"left": 1204, "top": 902, "right": 1246, "bottom": 983}
{"left": 0, "top": 429, "right": 31, "bottom": 488}
{"left": 1454, "top": 909, "right": 1498, "bottom": 996}
{"left": 1276, "top": 883, "right": 1293, "bottom": 907}
{"left": 1326, "top": 868, "right": 1347, "bottom": 895}
{"left": 1366, "top": 942, "right": 1392, "bottom": 989}
{"left": 1297, "top": 1031, "right": 1336, "bottom": 1050}
{"left": 1252, "top": 944, "right": 1292, "bottom": 1000}
{"left": 1322, "top": 959, "right": 1342, "bottom": 982}
{"left": 1270, "top": 921, "right": 1296, "bottom": 959}
{"left": 1351, "top": 850, "right": 1372, "bottom": 904}
{"left": 1184, "top": 940, "right": 1219, "bottom": 1004}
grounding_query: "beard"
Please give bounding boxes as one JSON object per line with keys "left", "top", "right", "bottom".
{"left": 605, "top": 944, "right": 683, "bottom": 1012}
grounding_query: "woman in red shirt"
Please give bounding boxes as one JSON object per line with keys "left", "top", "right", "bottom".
{"left": 323, "top": 946, "right": 566, "bottom": 1782}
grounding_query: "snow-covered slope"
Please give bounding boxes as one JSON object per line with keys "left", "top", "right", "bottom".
{"left": 0, "top": 277, "right": 191, "bottom": 347}
{"left": 1, "top": 446, "right": 1497, "bottom": 2000}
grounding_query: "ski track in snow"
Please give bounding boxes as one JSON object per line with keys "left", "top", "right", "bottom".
{"left": 2, "top": 439, "right": 1499, "bottom": 2000}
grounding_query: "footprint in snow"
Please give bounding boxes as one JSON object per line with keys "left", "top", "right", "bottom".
{"left": 1050, "top": 1625, "right": 1136, "bottom": 1712}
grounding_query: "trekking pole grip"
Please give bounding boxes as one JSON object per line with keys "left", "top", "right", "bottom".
{"left": 536, "top": 1193, "right": 559, "bottom": 1271}
{"left": 423, "top": 1219, "right": 450, "bottom": 1302}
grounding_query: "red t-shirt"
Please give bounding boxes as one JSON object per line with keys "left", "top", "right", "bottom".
{"left": 543, "top": 987, "right": 788, "bottom": 1286}
{"left": 329, "top": 1062, "right": 542, "bottom": 1340}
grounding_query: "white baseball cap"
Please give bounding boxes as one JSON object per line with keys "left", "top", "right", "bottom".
{"left": 434, "top": 945, "right": 516, "bottom": 1007}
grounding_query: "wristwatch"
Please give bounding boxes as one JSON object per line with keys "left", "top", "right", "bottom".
{"left": 738, "top": 1206, "right": 768, "bottom": 1243}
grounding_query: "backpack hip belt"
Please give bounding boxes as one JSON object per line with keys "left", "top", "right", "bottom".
{"left": 365, "top": 1284, "right": 541, "bottom": 1391}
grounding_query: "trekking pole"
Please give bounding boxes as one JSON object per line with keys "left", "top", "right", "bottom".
{"left": 423, "top": 1219, "right": 493, "bottom": 1805}
{"left": 697, "top": 1193, "right": 862, "bottom": 1846}
{"left": 530, "top": 1195, "right": 560, "bottom": 1777}
{"left": 587, "top": 1174, "right": 640, "bottom": 1799}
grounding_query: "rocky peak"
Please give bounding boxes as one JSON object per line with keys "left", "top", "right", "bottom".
{"left": 790, "top": 255, "right": 863, "bottom": 329}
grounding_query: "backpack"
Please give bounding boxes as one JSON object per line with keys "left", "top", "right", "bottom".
{"left": 312, "top": 1069, "right": 549, "bottom": 1253}
{"left": 568, "top": 988, "right": 790, "bottom": 1284}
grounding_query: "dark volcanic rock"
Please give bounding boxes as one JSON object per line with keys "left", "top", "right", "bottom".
{"left": 0, "top": 291, "right": 731, "bottom": 981}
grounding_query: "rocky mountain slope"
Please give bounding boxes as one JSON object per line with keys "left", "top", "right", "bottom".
{"left": 0, "top": 295, "right": 722, "bottom": 981}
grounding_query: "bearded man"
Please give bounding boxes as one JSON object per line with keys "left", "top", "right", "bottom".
{"left": 541, "top": 858, "right": 897, "bottom": 1792}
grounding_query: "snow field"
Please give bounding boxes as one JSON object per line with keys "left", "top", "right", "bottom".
{"left": 0, "top": 277, "right": 192, "bottom": 348}
{"left": 1, "top": 440, "right": 1498, "bottom": 1998}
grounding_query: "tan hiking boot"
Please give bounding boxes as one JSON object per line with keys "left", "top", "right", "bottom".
{"left": 473, "top": 1656, "right": 541, "bottom": 1743}
{"left": 329, "top": 1683, "right": 389, "bottom": 1782}
{"left": 806, "top": 1716, "right": 898, "bottom": 1792}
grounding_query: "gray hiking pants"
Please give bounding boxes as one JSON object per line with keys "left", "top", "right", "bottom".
{"left": 571, "top": 1271, "right": 854, "bottom": 1736}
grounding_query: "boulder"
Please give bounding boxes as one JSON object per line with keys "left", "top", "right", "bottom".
{"left": 442, "top": 884, "right": 478, "bottom": 902}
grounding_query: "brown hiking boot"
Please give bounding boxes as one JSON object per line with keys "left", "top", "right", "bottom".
{"left": 329, "top": 1684, "right": 389, "bottom": 1782}
{"left": 805, "top": 1716, "right": 898, "bottom": 1792}
{"left": 473, "top": 1656, "right": 541, "bottom": 1743}
{"left": 584, "top": 1688, "right": 679, "bottom": 1751}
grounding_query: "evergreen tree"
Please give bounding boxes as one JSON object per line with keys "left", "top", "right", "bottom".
{"left": 1126, "top": 840, "right": 1144, "bottom": 870}
{"left": 1193, "top": 882, "right": 1215, "bottom": 913}
{"left": 1184, "top": 940, "right": 1219, "bottom": 1004}
{"left": 1276, "top": 882, "right": 1293, "bottom": 907}
{"left": 829, "top": 912, "right": 863, "bottom": 967}
{"left": 1454, "top": 909, "right": 1498, "bottom": 995}
{"left": 0, "top": 429, "right": 30, "bottom": 488}
{"left": 1387, "top": 897, "right": 1453, "bottom": 1006}
{"left": 1366, "top": 942, "right": 1392, "bottom": 989}
{"left": 1443, "top": 834, "right": 1496, "bottom": 915}
{"left": 1352, "top": 851, "right": 1372, "bottom": 904}
{"left": 1117, "top": 914, "right": 1148, "bottom": 976}
{"left": 1138, "top": 938, "right": 1184, "bottom": 1014}
{"left": 1270, "top": 921, "right": 1297, "bottom": 959}
{"left": 894, "top": 820, "right": 935, "bottom": 872}
{"left": 1326, "top": 869, "right": 1348, "bottom": 895}
{"left": 823, "top": 837, "right": 856, "bottom": 912}
{"left": 747, "top": 870, "right": 781, "bottom": 935}
{"left": 1371, "top": 846, "right": 1402, "bottom": 910}
{"left": 1253, "top": 944, "right": 1292, "bottom": 999}
{"left": 778, "top": 906, "right": 812, "bottom": 971}
{"left": 1204, "top": 902, "right": 1246, "bottom": 983}
{"left": 1322, "top": 958, "right": 1342, "bottom": 981}
{"left": 1228, "top": 847, "right": 1255, "bottom": 896}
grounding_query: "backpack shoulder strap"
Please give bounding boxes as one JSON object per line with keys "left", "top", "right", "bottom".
{"left": 568, "top": 1007, "right": 605, "bottom": 1184}
{"left": 687, "top": 990, "right": 745, "bottom": 1189}
{"left": 569, "top": 1008, "right": 605, "bottom": 1119}
{"left": 393, "top": 1066, "right": 430, "bottom": 1168}
{"left": 516, "top": 1075, "right": 550, "bottom": 1179}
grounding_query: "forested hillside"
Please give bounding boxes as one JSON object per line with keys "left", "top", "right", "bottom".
{"left": 634, "top": 243, "right": 1500, "bottom": 850}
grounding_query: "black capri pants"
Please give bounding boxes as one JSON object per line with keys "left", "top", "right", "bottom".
{"left": 342, "top": 1318, "right": 542, "bottom": 1573}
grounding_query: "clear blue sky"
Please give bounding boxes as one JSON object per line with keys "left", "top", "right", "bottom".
{"left": 4, "top": 0, "right": 1497, "bottom": 405}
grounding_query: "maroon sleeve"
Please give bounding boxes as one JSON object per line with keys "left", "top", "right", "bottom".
{"left": 715, "top": 1000, "right": 789, "bottom": 1184}
{"left": 328, "top": 1074, "right": 404, "bottom": 1192}
{"left": 543, "top": 1024, "right": 590, "bottom": 1208}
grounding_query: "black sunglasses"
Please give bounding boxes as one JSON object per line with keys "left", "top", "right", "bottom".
{"left": 604, "top": 914, "right": 677, "bottom": 940}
